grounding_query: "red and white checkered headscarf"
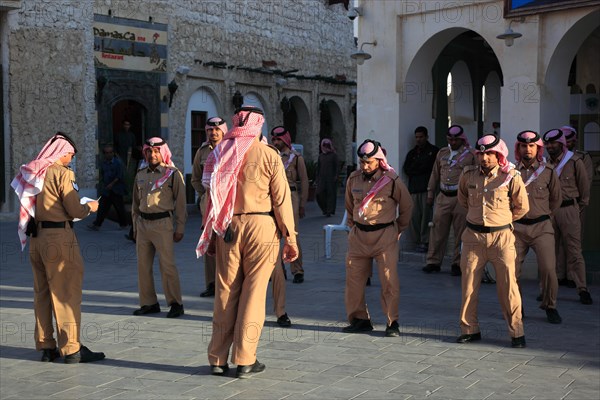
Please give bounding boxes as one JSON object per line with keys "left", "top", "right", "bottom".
{"left": 560, "top": 125, "right": 577, "bottom": 140}
{"left": 143, "top": 137, "right": 174, "bottom": 167}
{"left": 205, "top": 116, "right": 228, "bottom": 138}
{"left": 320, "top": 138, "right": 336, "bottom": 154}
{"left": 11, "top": 133, "right": 77, "bottom": 250}
{"left": 271, "top": 126, "right": 292, "bottom": 149}
{"left": 357, "top": 139, "right": 392, "bottom": 171}
{"left": 196, "top": 106, "right": 265, "bottom": 257}
{"left": 447, "top": 125, "right": 471, "bottom": 148}
{"left": 476, "top": 134, "right": 512, "bottom": 173}
{"left": 514, "top": 130, "right": 544, "bottom": 162}
{"left": 542, "top": 128, "right": 568, "bottom": 156}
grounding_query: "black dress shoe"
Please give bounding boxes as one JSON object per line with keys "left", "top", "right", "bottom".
{"left": 456, "top": 332, "right": 482, "bottom": 343}
{"left": 167, "top": 303, "right": 184, "bottom": 318}
{"left": 385, "top": 321, "right": 400, "bottom": 337}
{"left": 293, "top": 273, "right": 304, "bottom": 284}
{"left": 277, "top": 313, "right": 292, "bottom": 328}
{"left": 450, "top": 264, "right": 462, "bottom": 276}
{"left": 236, "top": 360, "right": 266, "bottom": 379}
{"left": 41, "top": 348, "right": 60, "bottom": 362}
{"left": 133, "top": 303, "right": 160, "bottom": 316}
{"left": 579, "top": 290, "right": 593, "bottom": 305}
{"left": 200, "top": 283, "right": 215, "bottom": 297}
{"left": 342, "top": 318, "right": 373, "bottom": 333}
{"left": 366, "top": 277, "right": 371, "bottom": 286}
{"left": 558, "top": 278, "right": 576, "bottom": 288}
{"left": 210, "top": 364, "right": 229, "bottom": 376}
{"left": 64, "top": 345, "right": 105, "bottom": 364}
{"left": 422, "top": 264, "right": 440, "bottom": 273}
{"left": 546, "top": 308, "right": 562, "bottom": 324}
{"left": 511, "top": 336, "right": 526, "bottom": 348}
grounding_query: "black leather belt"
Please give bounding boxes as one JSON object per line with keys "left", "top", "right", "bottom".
{"left": 515, "top": 215, "right": 550, "bottom": 225}
{"left": 140, "top": 211, "right": 170, "bottom": 220}
{"left": 467, "top": 222, "right": 510, "bottom": 233}
{"left": 41, "top": 221, "right": 73, "bottom": 229}
{"left": 441, "top": 190, "right": 458, "bottom": 197}
{"left": 560, "top": 199, "right": 575, "bottom": 208}
{"left": 289, "top": 187, "right": 297, "bottom": 192}
{"left": 355, "top": 221, "right": 394, "bottom": 232}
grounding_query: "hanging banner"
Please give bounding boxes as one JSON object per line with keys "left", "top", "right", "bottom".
{"left": 93, "top": 14, "right": 167, "bottom": 72}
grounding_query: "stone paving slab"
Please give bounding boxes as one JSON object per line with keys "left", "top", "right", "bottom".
{"left": 1, "top": 197, "right": 599, "bottom": 399}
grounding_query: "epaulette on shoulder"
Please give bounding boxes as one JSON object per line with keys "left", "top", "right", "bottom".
{"left": 463, "top": 165, "right": 478, "bottom": 173}
{"left": 265, "top": 144, "right": 280, "bottom": 154}
{"left": 348, "top": 170, "right": 362, "bottom": 180}
{"left": 167, "top": 165, "right": 180, "bottom": 173}
{"left": 199, "top": 142, "right": 211, "bottom": 150}
{"left": 574, "top": 149, "right": 589, "bottom": 157}
{"left": 509, "top": 168, "right": 521, "bottom": 177}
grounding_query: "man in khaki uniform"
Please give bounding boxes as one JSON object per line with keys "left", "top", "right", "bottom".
{"left": 191, "top": 116, "right": 227, "bottom": 297}
{"left": 543, "top": 129, "right": 592, "bottom": 305}
{"left": 132, "top": 137, "right": 187, "bottom": 318}
{"left": 343, "top": 139, "right": 412, "bottom": 337}
{"left": 196, "top": 106, "right": 298, "bottom": 378}
{"left": 457, "top": 135, "right": 529, "bottom": 348}
{"left": 424, "top": 125, "right": 475, "bottom": 276}
{"left": 12, "top": 133, "right": 105, "bottom": 363}
{"left": 512, "top": 131, "right": 562, "bottom": 324}
{"left": 270, "top": 126, "right": 308, "bottom": 285}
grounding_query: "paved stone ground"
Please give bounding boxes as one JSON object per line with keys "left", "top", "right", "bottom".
{"left": 0, "top": 197, "right": 598, "bottom": 399}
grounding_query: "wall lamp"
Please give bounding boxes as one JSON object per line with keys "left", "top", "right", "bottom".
{"left": 232, "top": 90, "right": 244, "bottom": 111}
{"left": 351, "top": 41, "right": 377, "bottom": 65}
{"left": 497, "top": 20, "right": 522, "bottom": 47}
{"left": 167, "top": 79, "right": 178, "bottom": 108}
{"left": 347, "top": 6, "right": 363, "bottom": 20}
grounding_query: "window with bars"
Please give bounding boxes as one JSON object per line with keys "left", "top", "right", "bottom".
{"left": 191, "top": 111, "right": 207, "bottom": 161}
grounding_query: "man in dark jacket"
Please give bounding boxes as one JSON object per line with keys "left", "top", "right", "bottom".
{"left": 402, "top": 126, "right": 439, "bottom": 252}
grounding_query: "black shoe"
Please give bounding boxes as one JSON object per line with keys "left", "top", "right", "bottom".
{"left": 456, "top": 332, "right": 481, "bottom": 343}
{"left": 366, "top": 277, "right": 371, "bottom": 286}
{"left": 236, "top": 360, "right": 266, "bottom": 379}
{"left": 210, "top": 364, "right": 229, "bottom": 376}
{"left": 482, "top": 270, "right": 496, "bottom": 284}
{"left": 41, "top": 348, "right": 60, "bottom": 362}
{"left": 546, "top": 308, "right": 562, "bottom": 324}
{"left": 579, "top": 290, "right": 593, "bottom": 305}
{"left": 422, "top": 264, "right": 440, "bottom": 273}
{"left": 124, "top": 234, "right": 136, "bottom": 243}
{"left": 450, "top": 264, "right": 462, "bottom": 276}
{"left": 293, "top": 273, "right": 304, "bottom": 284}
{"left": 167, "top": 303, "right": 184, "bottom": 318}
{"left": 511, "top": 336, "right": 526, "bottom": 348}
{"left": 133, "top": 303, "right": 160, "bottom": 316}
{"left": 558, "top": 278, "right": 576, "bottom": 288}
{"left": 64, "top": 345, "right": 105, "bottom": 364}
{"left": 277, "top": 313, "right": 292, "bottom": 328}
{"left": 385, "top": 321, "right": 400, "bottom": 337}
{"left": 342, "top": 318, "right": 373, "bottom": 333}
{"left": 200, "top": 283, "right": 215, "bottom": 297}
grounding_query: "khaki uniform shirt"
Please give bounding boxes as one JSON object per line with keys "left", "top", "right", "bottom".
{"left": 547, "top": 153, "right": 590, "bottom": 207}
{"left": 132, "top": 165, "right": 188, "bottom": 234}
{"left": 516, "top": 161, "right": 561, "bottom": 219}
{"left": 427, "top": 145, "right": 476, "bottom": 199}
{"left": 233, "top": 141, "right": 297, "bottom": 241}
{"left": 458, "top": 165, "right": 529, "bottom": 226}
{"left": 191, "top": 142, "right": 216, "bottom": 213}
{"left": 281, "top": 150, "right": 309, "bottom": 208}
{"left": 36, "top": 163, "right": 91, "bottom": 221}
{"left": 345, "top": 169, "right": 413, "bottom": 232}
{"left": 573, "top": 150, "right": 594, "bottom": 190}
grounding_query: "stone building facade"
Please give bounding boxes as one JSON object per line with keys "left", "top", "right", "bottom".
{"left": 0, "top": 0, "right": 357, "bottom": 215}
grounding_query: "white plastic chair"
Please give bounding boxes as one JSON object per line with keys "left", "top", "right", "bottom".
{"left": 323, "top": 211, "right": 350, "bottom": 259}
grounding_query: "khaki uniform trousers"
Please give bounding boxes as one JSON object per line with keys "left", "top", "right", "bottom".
{"left": 136, "top": 217, "right": 183, "bottom": 306}
{"left": 553, "top": 204, "right": 587, "bottom": 290}
{"left": 29, "top": 224, "right": 83, "bottom": 356}
{"left": 346, "top": 224, "right": 400, "bottom": 326}
{"left": 514, "top": 220, "right": 558, "bottom": 310}
{"left": 409, "top": 192, "right": 431, "bottom": 246}
{"left": 271, "top": 251, "right": 286, "bottom": 318}
{"left": 290, "top": 190, "right": 303, "bottom": 275}
{"left": 427, "top": 193, "right": 466, "bottom": 267}
{"left": 208, "top": 214, "right": 279, "bottom": 366}
{"left": 459, "top": 228, "right": 524, "bottom": 338}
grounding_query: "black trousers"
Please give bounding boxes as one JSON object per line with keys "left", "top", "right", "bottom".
{"left": 94, "top": 191, "right": 128, "bottom": 227}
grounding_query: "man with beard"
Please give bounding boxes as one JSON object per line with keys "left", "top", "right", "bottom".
{"left": 512, "top": 131, "right": 562, "bottom": 324}
{"left": 456, "top": 135, "right": 529, "bottom": 348}
{"left": 543, "top": 129, "right": 592, "bottom": 305}
{"left": 192, "top": 117, "right": 227, "bottom": 298}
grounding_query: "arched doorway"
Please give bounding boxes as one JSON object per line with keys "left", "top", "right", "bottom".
{"left": 281, "top": 96, "right": 311, "bottom": 159}
{"left": 319, "top": 99, "right": 346, "bottom": 168}
{"left": 112, "top": 99, "right": 146, "bottom": 163}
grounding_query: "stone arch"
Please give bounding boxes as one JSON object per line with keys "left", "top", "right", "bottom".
{"left": 283, "top": 96, "right": 312, "bottom": 159}
{"left": 541, "top": 8, "right": 600, "bottom": 131}
{"left": 319, "top": 99, "right": 346, "bottom": 167}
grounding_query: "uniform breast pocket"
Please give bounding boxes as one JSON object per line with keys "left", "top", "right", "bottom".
{"left": 467, "top": 187, "right": 481, "bottom": 207}
{"left": 532, "top": 185, "right": 547, "bottom": 199}
{"left": 492, "top": 189, "right": 508, "bottom": 209}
